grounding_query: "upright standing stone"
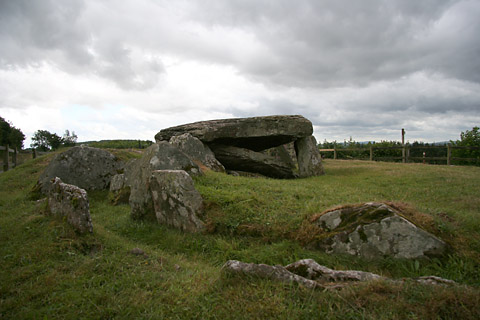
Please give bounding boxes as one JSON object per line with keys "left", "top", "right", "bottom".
{"left": 128, "top": 142, "right": 201, "bottom": 220}
{"left": 295, "top": 136, "right": 325, "bottom": 177}
{"left": 169, "top": 133, "right": 225, "bottom": 172}
{"left": 47, "top": 177, "right": 93, "bottom": 234}
{"left": 149, "top": 170, "right": 205, "bottom": 233}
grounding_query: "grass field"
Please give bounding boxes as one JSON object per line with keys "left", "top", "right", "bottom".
{"left": 1, "top": 152, "right": 479, "bottom": 319}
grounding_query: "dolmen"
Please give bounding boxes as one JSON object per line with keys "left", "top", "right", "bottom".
{"left": 155, "top": 115, "right": 324, "bottom": 178}
{"left": 123, "top": 115, "right": 325, "bottom": 229}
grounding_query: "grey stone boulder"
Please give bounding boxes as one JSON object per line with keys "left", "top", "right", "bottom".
{"left": 169, "top": 133, "right": 225, "bottom": 172}
{"left": 37, "top": 146, "right": 122, "bottom": 194}
{"left": 312, "top": 203, "right": 447, "bottom": 259}
{"left": 155, "top": 115, "right": 313, "bottom": 151}
{"left": 47, "top": 177, "right": 93, "bottom": 234}
{"left": 294, "top": 135, "right": 324, "bottom": 177}
{"left": 149, "top": 170, "right": 205, "bottom": 233}
{"left": 210, "top": 144, "right": 298, "bottom": 179}
{"left": 128, "top": 142, "right": 201, "bottom": 220}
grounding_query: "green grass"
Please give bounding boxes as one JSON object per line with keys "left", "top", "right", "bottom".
{"left": 1, "top": 156, "right": 480, "bottom": 319}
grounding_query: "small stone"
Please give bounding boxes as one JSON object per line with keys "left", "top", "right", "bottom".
{"left": 47, "top": 177, "right": 93, "bottom": 234}
{"left": 129, "top": 248, "right": 148, "bottom": 258}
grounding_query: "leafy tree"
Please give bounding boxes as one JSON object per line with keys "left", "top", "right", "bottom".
{"left": 8, "top": 127, "right": 26, "bottom": 150}
{"left": 0, "top": 117, "right": 25, "bottom": 149}
{"left": 452, "top": 126, "right": 480, "bottom": 165}
{"left": 31, "top": 130, "right": 52, "bottom": 151}
{"left": 31, "top": 129, "right": 78, "bottom": 151}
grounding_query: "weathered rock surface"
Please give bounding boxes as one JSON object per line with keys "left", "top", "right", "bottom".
{"left": 263, "top": 143, "right": 297, "bottom": 169}
{"left": 109, "top": 173, "right": 130, "bottom": 205}
{"left": 222, "top": 260, "right": 319, "bottom": 289}
{"left": 210, "top": 145, "right": 297, "bottom": 179}
{"left": 169, "top": 133, "right": 225, "bottom": 172}
{"left": 37, "top": 146, "right": 121, "bottom": 194}
{"left": 155, "top": 115, "right": 325, "bottom": 179}
{"left": 47, "top": 177, "right": 93, "bottom": 234}
{"left": 155, "top": 115, "right": 313, "bottom": 151}
{"left": 285, "top": 259, "right": 385, "bottom": 283}
{"left": 149, "top": 170, "right": 205, "bottom": 233}
{"left": 128, "top": 142, "right": 201, "bottom": 220}
{"left": 222, "top": 259, "right": 457, "bottom": 289}
{"left": 295, "top": 136, "right": 325, "bottom": 177}
{"left": 312, "top": 203, "right": 447, "bottom": 259}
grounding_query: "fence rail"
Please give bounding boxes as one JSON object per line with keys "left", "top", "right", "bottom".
{"left": 319, "top": 144, "right": 480, "bottom": 165}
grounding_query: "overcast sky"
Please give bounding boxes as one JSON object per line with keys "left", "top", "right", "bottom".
{"left": 1, "top": 0, "right": 479, "bottom": 147}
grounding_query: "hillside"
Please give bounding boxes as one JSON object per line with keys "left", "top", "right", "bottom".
{"left": 1, "top": 151, "right": 479, "bottom": 319}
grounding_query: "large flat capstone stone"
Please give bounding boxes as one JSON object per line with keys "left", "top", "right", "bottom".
{"left": 155, "top": 115, "right": 313, "bottom": 152}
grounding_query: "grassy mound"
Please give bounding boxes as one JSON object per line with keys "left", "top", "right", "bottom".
{"left": 1, "top": 154, "right": 479, "bottom": 319}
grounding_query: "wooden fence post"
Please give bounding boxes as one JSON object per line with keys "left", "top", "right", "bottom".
{"left": 3, "top": 144, "right": 9, "bottom": 172}
{"left": 333, "top": 148, "right": 337, "bottom": 160}
{"left": 33, "top": 149, "right": 37, "bottom": 159}
{"left": 369, "top": 146, "right": 373, "bottom": 161}
{"left": 447, "top": 144, "right": 452, "bottom": 165}
{"left": 13, "top": 148, "right": 17, "bottom": 168}
{"left": 406, "top": 146, "right": 410, "bottom": 163}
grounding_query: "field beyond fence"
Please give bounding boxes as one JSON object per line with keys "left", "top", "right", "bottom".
{"left": 320, "top": 144, "right": 480, "bottom": 165}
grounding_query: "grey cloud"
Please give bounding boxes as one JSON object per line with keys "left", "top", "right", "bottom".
{"left": 191, "top": 0, "right": 479, "bottom": 87}
{"left": 0, "top": 0, "right": 165, "bottom": 90}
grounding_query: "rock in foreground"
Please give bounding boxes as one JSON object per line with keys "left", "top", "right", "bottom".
{"left": 312, "top": 202, "right": 447, "bottom": 259}
{"left": 128, "top": 142, "right": 201, "bottom": 220}
{"left": 47, "top": 177, "right": 93, "bottom": 234}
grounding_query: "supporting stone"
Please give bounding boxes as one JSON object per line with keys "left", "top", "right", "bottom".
{"left": 294, "top": 136, "right": 325, "bottom": 177}
{"left": 210, "top": 145, "right": 297, "bottom": 179}
{"left": 169, "top": 133, "right": 225, "bottom": 172}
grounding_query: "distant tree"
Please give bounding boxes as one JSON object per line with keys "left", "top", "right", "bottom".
{"left": 452, "top": 126, "right": 480, "bottom": 165}
{"left": 31, "top": 130, "right": 52, "bottom": 151}
{"left": 62, "top": 130, "right": 78, "bottom": 147}
{"left": 31, "top": 129, "right": 78, "bottom": 151}
{"left": 0, "top": 116, "right": 25, "bottom": 149}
